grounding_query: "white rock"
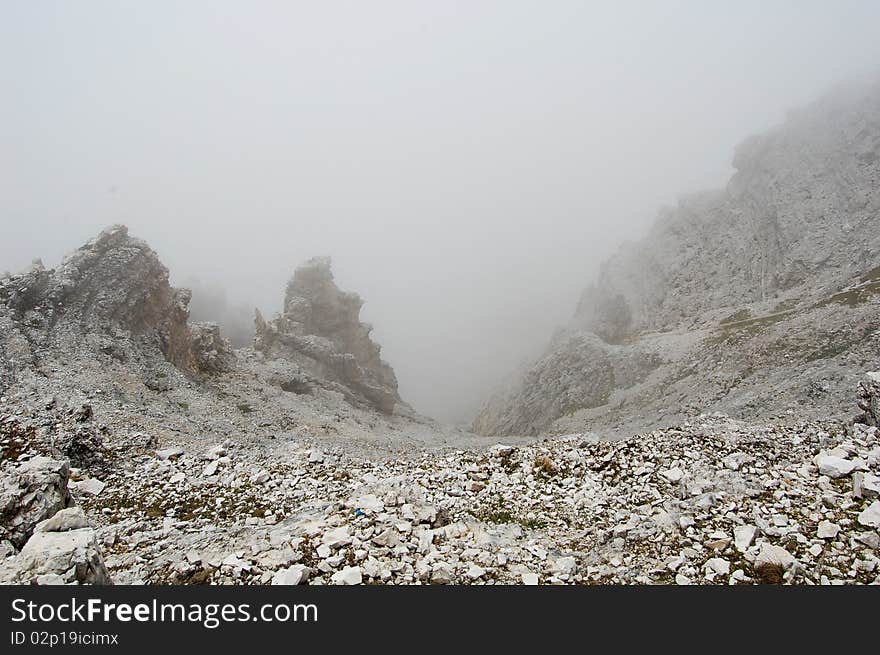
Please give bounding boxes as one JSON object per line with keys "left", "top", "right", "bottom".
{"left": 308, "top": 450, "right": 324, "bottom": 464}
{"left": 431, "top": 563, "right": 455, "bottom": 584}
{"left": 202, "top": 461, "right": 219, "bottom": 477}
{"left": 35, "top": 507, "right": 90, "bottom": 533}
{"left": 853, "top": 472, "right": 880, "bottom": 499}
{"left": 814, "top": 454, "right": 857, "bottom": 478}
{"left": 521, "top": 572, "right": 539, "bottom": 585}
{"left": 271, "top": 565, "right": 310, "bottom": 585}
{"left": 316, "top": 544, "right": 332, "bottom": 559}
{"left": 72, "top": 478, "right": 105, "bottom": 496}
{"left": 322, "top": 526, "right": 351, "bottom": 548}
{"left": 347, "top": 494, "right": 384, "bottom": 513}
{"left": 1, "top": 528, "right": 111, "bottom": 585}
{"left": 550, "top": 556, "right": 577, "bottom": 576}
{"left": 331, "top": 566, "right": 362, "bottom": 585}
{"left": 817, "top": 520, "right": 840, "bottom": 539}
{"left": 371, "top": 527, "right": 399, "bottom": 548}
{"left": 156, "top": 447, "right": 184, "bottom": 461}
{"left": 858, "top": 500, "right": 880, "bottom": 528}
{"left": 675, "top": 574, "right": 691, "bottom": 585}
{"left": 221, "top": 555, "right": 251, "bottom": 571}
{"left": 733, "top": 525, "right": 757, "bottom": 552}
{"left": 250, "top": 470, "right": 270, "bottom": 485}
{"left": 466, "top": 565, "right": 486, "bottom": 580}
{"left": 755, "top": 544, "right": 796, "bottom": 570}
{"left": 660, "top": 467, "right": 683, "bottom": 483}
{"left": 704, "top": 558, "right": 730, "bottom": 576}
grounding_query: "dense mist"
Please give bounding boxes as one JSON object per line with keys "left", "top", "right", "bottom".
{"left": 3, "top": 1, "right": 880, "bottom": 422}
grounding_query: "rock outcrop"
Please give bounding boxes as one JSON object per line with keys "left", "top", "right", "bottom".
{"left": 190, "top": 321, "right": 236, "bottom": 374}
{"left": 255, "top": 257, "right": 402, "bottom": 414}
{"left": 0, "top": 225, "right": 234, "bottom": 387}
{"left": 476, "top": 77, "right": 880, "bottom": 436}
{"left": 0, "top": 514, "right": 112, "bottom": 585}
{"left": 0, "top": 454, "right": 111, "bottom": 585}
{"left": 0, "top": 456, "right": 72, "bottom": 549}
{"left": 472, "top": 332, "right": 660, "bottom": 436}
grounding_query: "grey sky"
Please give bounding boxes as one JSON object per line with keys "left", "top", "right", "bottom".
{"left": 3, "top": 1, "right": 880, "bottom": 422}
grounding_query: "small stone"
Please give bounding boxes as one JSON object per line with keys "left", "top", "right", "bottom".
{"left": 660, "top": 467, "right": 683, "bottom": 483}
{"left": 202, "top": 461, "right": 219, "bottom": 477}
{"left": 156, "top": 447, "right": 184, "bottom": 461}
{"left": 817, "top": 521, "right": 840, "bottom": 539}
{"left": 521, "top": 572, "right": 539, "bottom": 585}
{"left": 331, "top": 566, "right": 362, "bottom": 585}
{"left": 372, "top": 528, "right": 399, "bottom": 548}
{"left": 704, "top": 558, "right": 730, "bottom": 576}
{"left": 853, "top": 472, "right": 880, "bottom": 499}
{"left": 466, "top": 565, "right": 486, "bottom": 580}
{"left": 675, "top": 573, "right": 691, "bottom": 585}
{"left": 734, "top": 525, "right": 757, "bottom": 552}
{"left": 271, "top": 565, "right": 310, "bottom": 586}
{"left": 72, "top": 478, "right": 105, "bottom": 496}
{"left": 250, "top": 470, "right": 270, "bottom": 485}
{"left": 755, "top": 544, "right": 796, "bottom": 570}
{"left": 858, "top": 500, "right": 880, "bottom": 528}
{"left": 308, "top": 450, "right": 324, "bottom": 464}
{"left": 431, "top": 563, "right": 454, "bottom": 584}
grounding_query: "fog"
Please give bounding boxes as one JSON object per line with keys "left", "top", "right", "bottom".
{"left": 3, "top": 2, "right": 880, "bottom": 422}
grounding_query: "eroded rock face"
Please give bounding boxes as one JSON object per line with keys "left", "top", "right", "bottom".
{"left": 255, "top": 257, "right": 401, "bottom": 414}
{"left": 0, "top": 456, "right": 72, "bottom": 549}
{"left": 0, "top": 225, "right": 233, "bottom": 380}
{"left": 475, "top": 78, "right": 880, "bottom": 436}
{"left": 473, "top": 332, "right": 660, "bottom": 436}
{"left": 575, "top": 81, "right": 880, "bottom": 338}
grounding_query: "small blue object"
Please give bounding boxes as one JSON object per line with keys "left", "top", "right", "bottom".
{"left": 355, "top": 509, "right": 365, "bottom": 517}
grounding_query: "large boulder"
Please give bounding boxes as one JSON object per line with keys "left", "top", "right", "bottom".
{"left": 0, "top": 525, "right": 112, "bottom": 585}
{"left": 255, "top": 257, "right": 401, "bottom": 414}
{"left": 0, "top": 456, "right": 72, "bottom": 549}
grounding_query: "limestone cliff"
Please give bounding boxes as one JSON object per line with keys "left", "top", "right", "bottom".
{"left": 475, "top": 78, "right": 880, "bottom": 436}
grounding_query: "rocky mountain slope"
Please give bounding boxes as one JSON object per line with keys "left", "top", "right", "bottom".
{"left": 2, "top": 79, "right": 880, "bottom": 585}
{"left": 2, "top": 372, "right": 878, "bottom": 585}
{"left": 474, "top": 78, "right": 880, "bottom": 438}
